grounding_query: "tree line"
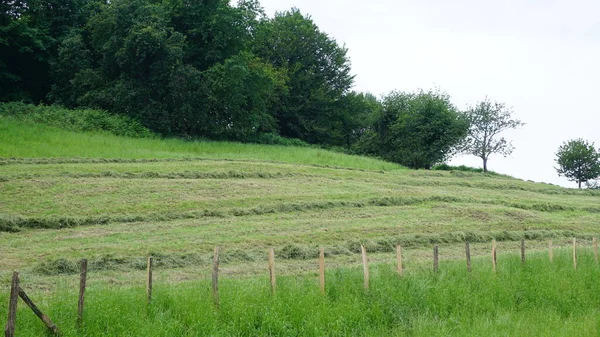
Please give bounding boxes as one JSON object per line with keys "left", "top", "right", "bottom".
{"left": 2, "top": 0, "right": 525, "bottom": 172}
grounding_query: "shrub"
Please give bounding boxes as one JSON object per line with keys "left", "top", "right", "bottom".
{"left": 0, "top": 102, "right": 154, "bottom": 138}
{"left": 249, "top": 132, "right": 311, "bottom": 147}
{"left": 432, "top": 164, "right": 502, "bottom": 176}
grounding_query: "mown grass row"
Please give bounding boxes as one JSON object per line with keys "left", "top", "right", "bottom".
{"left": 28, "top": 231, "right": 600, "bottom": 275}
{"left": 0, "top": 170, "right": 316, "bottom": 182}
{"left": 3, "top": 167, "right": 597, "bottom": 197}
{"left": 0, "top": 157, "right": 388, "bottom": 174}
{"left": 2, "top": 168, "right": 597, "bottom": 198}
{"left": 2, "top": 249, "right": 599, "bottom": 336}
{"left": 2, "top": 194, "right": 599, "bottom": 233}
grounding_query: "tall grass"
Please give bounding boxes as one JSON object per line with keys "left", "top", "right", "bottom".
{"left": 1, "top": 249, "right": 598, "bottom": 336}
{"left": 0, "top": 117, "right": 402, "bottom": 171}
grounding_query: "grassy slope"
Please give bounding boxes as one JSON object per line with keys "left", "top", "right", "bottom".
{"left": 0, "top": 117, "right": 400, "bottom": 170}
{"left": 2, "top": 117, "right": 600, "bottom": 335}
{"left": 1, "top": 117, "right": 599, "bottom": 273}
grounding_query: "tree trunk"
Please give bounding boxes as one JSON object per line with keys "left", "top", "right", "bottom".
{"left": 483, "top": 158, "right": 488, "bottom": 173}
{"left": 579, "top": 179, "right": 582, "bottom": 189}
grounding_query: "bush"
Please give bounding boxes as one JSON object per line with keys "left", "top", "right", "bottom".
{"left": 249, "top": 132, "right": 312, "bottom": 147}
{"left": 0, "top": 102, "right": 154, "bottom": 138}
{"left": 432, "top": 164, "right": 501, "bottom": 176}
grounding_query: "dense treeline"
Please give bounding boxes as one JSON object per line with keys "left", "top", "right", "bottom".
{"left": 1, "top": 0, "right": 514, "bottom": 170}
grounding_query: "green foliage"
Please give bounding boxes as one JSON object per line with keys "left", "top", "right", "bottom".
{"left": 249, "top": 132, "right": 310, "bottom": 147}
{"left": 355, "top": 89, "right": 468, "bottom": 169}
{"left": 202, "top": 52, "right": 286, "bottom": 140}
{"left": 460, "top": 98, "right": 524, "bottom": 172}
{"left": 555, "top": 138, "right": 600, "bottom": 189}
{"left": 253, "top": 8, "right": 355, "bottom": 145}
{"left": 432, "top": 164, "right": 501, "bottom": 176}
{"left": 0, "top": 102, "right": 154, "bottom": 138}
{"left": 3, "top": 0, "right": 481, "bottom": 162}
{"left": 0, "top": 12, "right": 52, "bottom": 102}
{"left": 0, "top": 0, "right": 102, "bottom": 103}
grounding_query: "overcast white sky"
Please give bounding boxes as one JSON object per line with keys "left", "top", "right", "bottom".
{"left": 260, "top": 0, "right": 600, "bottom": 188}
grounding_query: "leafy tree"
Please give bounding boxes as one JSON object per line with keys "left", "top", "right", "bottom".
{"left": 50, "top": 0, "right": 282, "bottom": 140}
{"left": 357, "top": 89, "right": 468, "bottom": 169}
{"left": 335, "top": 92, "right": 381, "bottom": 149}
{"left": 253, "top": 8, "right": 354, "bottom": 145}
{"left": 555, "top": 139, "right": 600, "bottom": 189}
{"left": 1, "top": 0, "right": 103, "bottom": 102}
{"left": 0, "top": 3, "right": 52, "bottom": 102}
{"left": 460, "top": 98, "right": 524, "bottom": 172}
{"left": 72, "top": 0, "right": 190, "bottom": 134}
{"left": 169, "top": 0, "right": 262, "bottom": 71}
{"left": 202, "top": 52, "right": 286, "bottom": 140}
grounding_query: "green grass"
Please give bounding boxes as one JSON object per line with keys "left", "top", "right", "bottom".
{"left": 2, "top": 117, "right": 600, "bottom": 335}
{"left": 1, "top": 250, "right": 599, "bottom": 336}
{"left": 1, "top": 117, "right": 599, "bottom": 278}
{"left": 0, "top": 117, "right": 401, "bottom": 171}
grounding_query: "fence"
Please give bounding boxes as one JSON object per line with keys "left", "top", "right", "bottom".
{"left": 4, "top": 237, "right": 599, "bottom": 336}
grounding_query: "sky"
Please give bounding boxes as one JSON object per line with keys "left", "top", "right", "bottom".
{"left": 259, "top": 0, "right": 600, "bottom": 188}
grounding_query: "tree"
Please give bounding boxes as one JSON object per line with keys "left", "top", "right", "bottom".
{"left": 1, "top": 0, "right": 104, "bottom": 103}
{"left": 253, "top": 8, "right": 354, "bottom": 145}
{"left": 335, "top": 92, "right": 381, "bottom": 149}
{"left": 202, "top": 52, "right": 286, "bottom": 140}
{"left": 356, "top": 89, "right": 468, "bottom": 169}
{"left": 50, "top": 0, "right": 283, "bottom": 140}
{"left": 555, "top": 139, "right": 600, "bottom": 189}
{"left": 460, "top": 98, "right": 524, "bottom": 172}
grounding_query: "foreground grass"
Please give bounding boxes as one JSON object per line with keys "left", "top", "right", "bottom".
{"left": 1, "top": 250, "right": 598, "bottom": 336}
{"left": 0, "top": 117, "right": 401, "bottom": 171}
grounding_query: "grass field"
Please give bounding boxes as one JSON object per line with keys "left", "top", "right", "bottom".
{"left": 2, "top": 117, "right": 600, "bottom": 335}
{"left": 2, "top": 250, "right": 599, "bottom": 336}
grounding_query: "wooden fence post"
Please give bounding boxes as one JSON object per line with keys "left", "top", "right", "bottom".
{"left": 146, "top": 256, "right": 153, "bottom": 304}
{"left": 396, "top": 245, "right": 403, "bottom": 277}
{"left": 18, "top": 288, "right": 60, "bottom": 335}
{"left": 361, "top": 245, "right": 369, "bottom": 289}
{"left": 521, "top": 239, "right": 526, "bottom": 264}
{"left": 549, "top": 240, "right": 553, "bottom": 263}
{"left": 212, "top": 247, "right": 220, "bottom": 307}
{"left": 4, "top": 271, "right": 19, "bottom": 337}
{"left": 268, "top": 248, "right": 276, "bottom": 294}
{"left": 433, "top": 245, "right": 439, "bottom": 272}
{"left": 492, "top": 239, "right": 497, "bottom": 272}
{"left": 572, "top": 238, "right": 577, "bottom": 270}
{"left": 77, "top": 259, "right": 87, "bottom": 329}
{"left": 319, "top": 248, "right": 325, "bottom": 294}
{"left": 594, "top": 237, "right": 598, "bottom": 265}
{"left": 465, "top": 241, "right": 471, "bottom": 272}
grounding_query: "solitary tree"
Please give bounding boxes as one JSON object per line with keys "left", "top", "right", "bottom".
{"left": 555, "top": 139, "right": 600, "bottom": 189}
{"left": 459, "top": 98, "right": 524, "bottom": 173}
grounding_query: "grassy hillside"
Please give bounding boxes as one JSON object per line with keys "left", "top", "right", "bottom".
{"left": 1, "top": 116, "right": 599, "bottom": 276}
{"left": 1, "top": 117, "right": 600, "bottom": 335}
{"left": 0, "top": 117, "right": 400, "bottom": 170}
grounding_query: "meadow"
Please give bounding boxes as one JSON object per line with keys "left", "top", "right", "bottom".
{"left": 1, "top": 249, "right": 599, "bottom": 336}
{"left": 2, "top": 116, "right": 600, "bottom": 335}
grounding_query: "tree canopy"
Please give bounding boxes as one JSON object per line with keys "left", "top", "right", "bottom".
{"left": 459, "top": 98, "right": 524, "bottom": 172}
{"left": 354, "top": 89, "right": 468, "bottom": 169}
{"left": 2, "top": 0, "right": 527, "bottom": 173}
{"left": 555, "top": 139, "right": 600, "bottom": 189}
